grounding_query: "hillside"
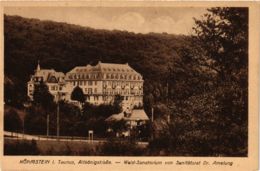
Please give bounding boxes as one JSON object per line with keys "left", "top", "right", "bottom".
{"left": 4, "top": 15, "right": 191, "bottom": 105}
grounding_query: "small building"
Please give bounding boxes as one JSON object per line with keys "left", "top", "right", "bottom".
{"left": 106, "top": 109, "right": 149, "bottom": 137}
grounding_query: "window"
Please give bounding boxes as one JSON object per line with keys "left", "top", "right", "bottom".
{"left": 88, "top": 88, "right": 92, "bottom": 94}
{"left": 94, "top": 88, "right": 97, "bottom": 93}
{"left": 88, "top": 81, "right": 93, "bottom": 86}
{"left": 51, "top": 86, "right": 56, "bottom": 91}
{"left": 95, "top": 81, "right": 97, "bottom": 85}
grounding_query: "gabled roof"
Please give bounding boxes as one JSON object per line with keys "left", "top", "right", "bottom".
{"left": 98, "top": 62, "right": 137, "bottom": 74}
{"left": 106, "top": 109, "right": 149, "bottom": 122}
{"left": 128, "top": 109, "right": 149, "bottom": 121}
{"left": 46, "top": 72, "right": 65, "bottom": 83}
{"left": 34, "top": 69, "right": 55, "bottom": 82}
{"left": 66, "top": 61, "right": 142, "bottom": 77}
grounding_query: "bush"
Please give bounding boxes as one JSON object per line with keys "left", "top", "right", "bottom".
{"left": 4, "top": 139, "right": 39, "bottom": 155}
{"left": 100, "top": 138, "right": 145, "bottom": 156}
{"left": 4, "top": 109, "right": 22, "bottom": 132}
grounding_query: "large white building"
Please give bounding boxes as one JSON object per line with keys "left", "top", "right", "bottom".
{"left": 27, "top": 61, "right": 144, "bottom": 109}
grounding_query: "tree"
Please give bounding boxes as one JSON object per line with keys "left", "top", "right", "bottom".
{"left": 193, "top": 7, "right": 248, "bottom": 81}
{"left": 113, "top": 95, "right": 123, "bottom": 113}
{"left": 4, "top": 109, "right": 22, "bottom": 133}
{"left": 71, "top": 86, "right": 86, "bottom": 104}
{"left": 24, "top": 105, "right": 47, "bottom": 135}
{"left": 33, "top": 80, "right": 54, "bottom": 109}
{"left": 191, "top": 7, "right": 248, "bottom": 156}
{"left": 32, "top": 81, "right": 55, "bottom": 136}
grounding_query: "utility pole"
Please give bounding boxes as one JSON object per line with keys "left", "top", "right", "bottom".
{"left": 151, "top": 107, "right": 154, "bottom": 122}
{"left": 47, "top": 114, "right": 49, "bottom": 136}
{"left": 23, "top": 102, "right": 30, "bottom": 139}
{"left": 167, "top": 64, "right": 171, "bottom": 124}
{"left": 151, "top": 107, "right": 154, "bottom": 141}
{"left": 23, "top": 107, "right": 25, "bottom": 139}
{"left": 57, "top": 90, "right": 60, "bottom": 140}
{"left": 167, "top": 81, "right": 170, "bottom": 124}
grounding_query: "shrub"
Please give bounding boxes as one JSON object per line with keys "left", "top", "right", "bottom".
{"left": 4, "top": 139, "right": 39, "bottom": 155}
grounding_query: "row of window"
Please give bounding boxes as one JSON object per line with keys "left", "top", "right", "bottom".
{"left": 84, "top": 88, "right": 98, "bottom": 94}
{"left": 85, "top": 95, "right": 142, "bottom": 102}
{"left": 103, "top": 90, "right": 143, "bottom": 95}
{"left": 72, "top": 80, "right": 98, "bottom": 86}
{"left": 68, "top": 73, "right": 142, "bottom": 81}
{"left": 103, "top": 81, "right": 143, "bottom": 87}
{"left": 33, "top": 77, "right": 43, "bottom": 82}
{"left": 49, "top": 85, "right": 62, "bottom": 91}
{"left": 85, "top": 95, "right": 113, "bottom": 101}
{"left": 103, "top": 85, "right": 143, "bottom": 90}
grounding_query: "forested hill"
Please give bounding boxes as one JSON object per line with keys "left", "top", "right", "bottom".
{"left": 4, "top": 15, "right": 190, "bottom": 82}
{"left": 4, "top": 14, "right": 191, "bottom": 103}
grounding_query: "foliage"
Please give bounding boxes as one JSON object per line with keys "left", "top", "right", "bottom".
{"left": 148, "top": 7, "right": 248, "bottom": 156}
{"left": 191, "top": 7, "right": 248, "bottom": 156}
{"left": 4, "top": 139, "right": 39, "bottom": 155}
{"left": 4, "top": 109, "right": 22, "bottom": 132}
{"left": 82, "top": 101, "right": 122, "bottom": 119}
{"left": 33, "top": 81, "right": 55, "bottom": 109}
{"left": 100, "top": 138, "right": 145, "bottom": 156}
{"left": 71, "top": 86, "right": 86, "bottom": 104}
{"left": 193, "top": 7, "right": 248, "bottom": 79}
{"left": 4, "top": 76, "right": 26, "bottom": 108}
{"left": 112, "top": 95, "right": 123, "bottom": 113}
{"left": 107, "top": 120, "right": 127, "bottom": 133}
{"left": 24, "top": 105, "right": 48, "bottom": 135}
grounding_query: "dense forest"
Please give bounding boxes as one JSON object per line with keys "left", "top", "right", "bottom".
{"left": 4, "top": 7, "right": 248, "bottom": 156}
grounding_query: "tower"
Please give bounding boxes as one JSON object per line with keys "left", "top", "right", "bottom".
{"left": 36, "top": 60, "right": 41, "bottom": 71}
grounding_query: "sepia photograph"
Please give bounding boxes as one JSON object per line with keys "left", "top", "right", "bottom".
{"left": 3, "top": 5, "right": 249, "bottom": 157}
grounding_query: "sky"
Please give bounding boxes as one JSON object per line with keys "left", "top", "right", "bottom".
{"left": 4, "top": 7, "right": 207, "bottom": 35}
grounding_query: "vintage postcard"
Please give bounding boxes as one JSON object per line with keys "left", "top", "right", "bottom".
{"left": 0, "top": 1, "right": 259, "bottom": 171}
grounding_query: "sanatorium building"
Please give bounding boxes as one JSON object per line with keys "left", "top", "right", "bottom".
{"left": 27, "top": 61, "right": 144, "bottom": 110}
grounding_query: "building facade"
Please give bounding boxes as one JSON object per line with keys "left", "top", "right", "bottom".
{"left": 27, "top": 61, "right": 144, "bottom": 109}
{"left": 27, "top": 62, "right": 67, "bottom": 102}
